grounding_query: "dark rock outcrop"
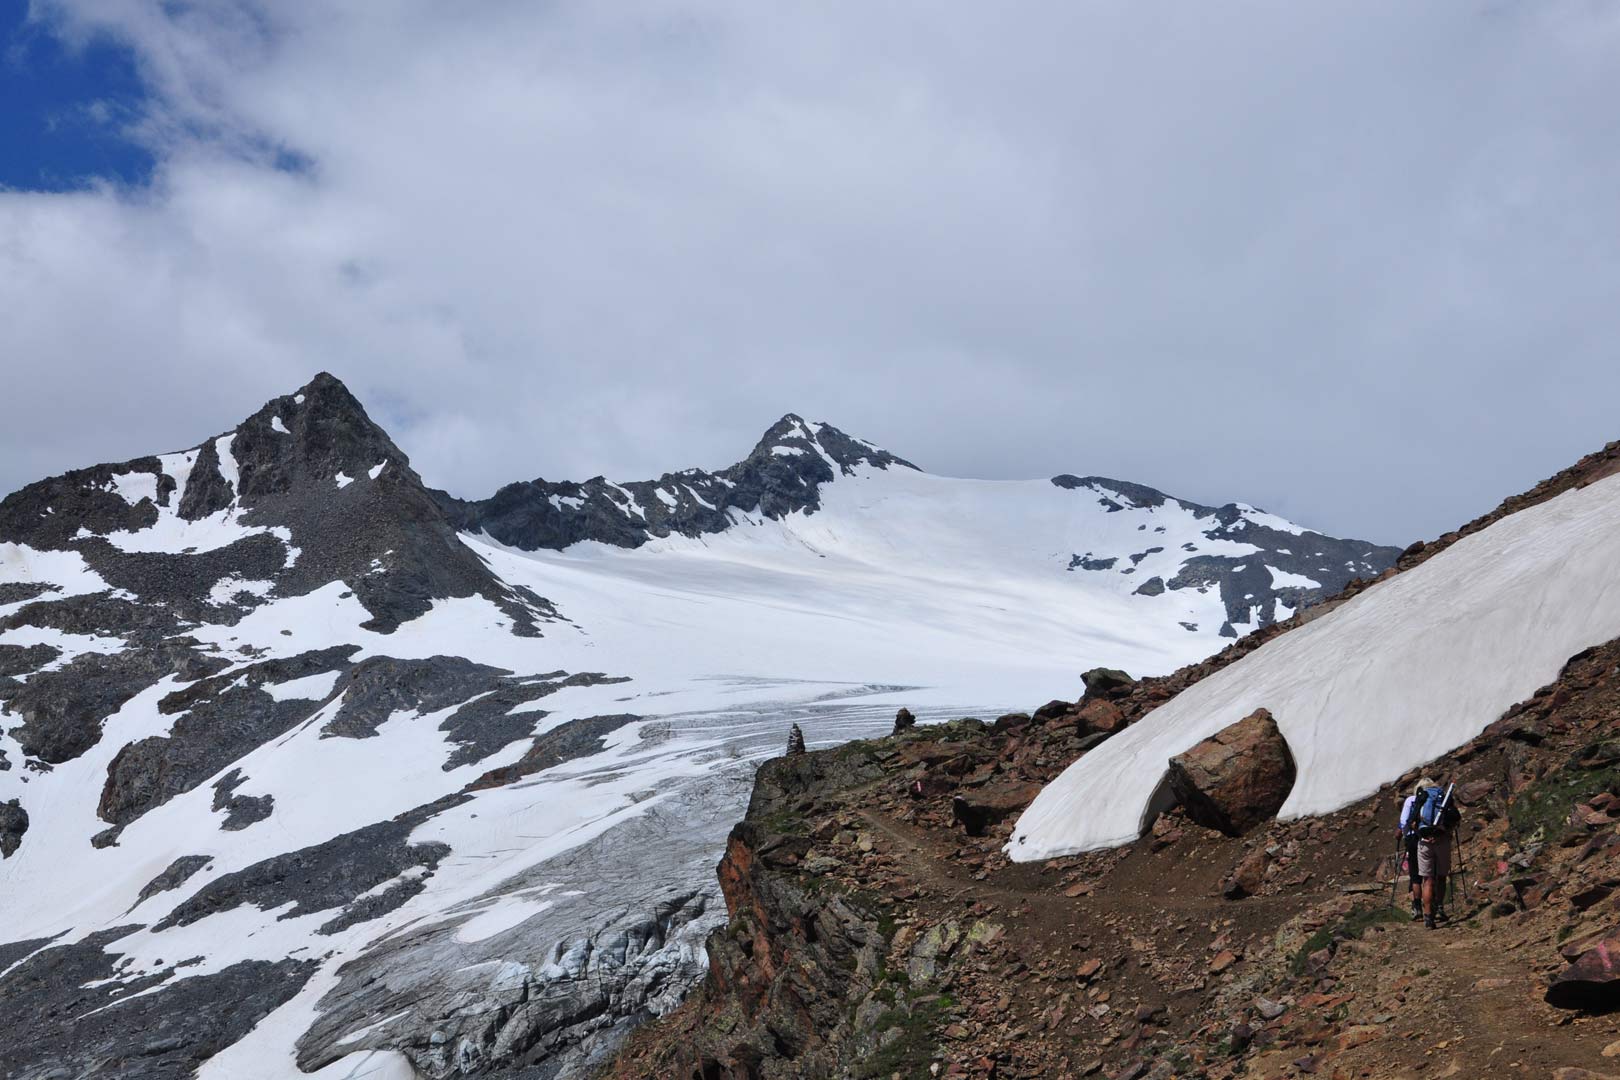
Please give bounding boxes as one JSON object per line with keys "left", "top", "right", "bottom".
{"left": 1081, "top": 667, "right": 1136, "bottom": 698}
{"left": 1166, "top": 708, "right": 1297, "bottom": 836}
{"left": 97, "top": 647, "right": 355, "bottom": 827}
{"left": 0, "top": 797, "right": 28, "bottom": 857}
{"left": 435, "top": 413, "right": 918, "bottom": 552}
{"left": 0, "top": 926, "right": 316, "bottom": 1080}
{"left": 1054, "top": 475, "right": 1401, "bottom": 630}
{"left": 212, "top": 769, "right": 275, "bottom": 831}
{"left": 154, "top": 798, "right": 463, "bottom": 933}
{"left": 1546, "top": 937, "right": 1620, "bottom": 1011}
{"left": 466, "top": 712, "right": 640, "bottom": 790}
{"left": 9, "top": 641, "right": 226, "bottom": 765}
{"left": 952, "top": 781, "right": 1042, "bottom": 837}
{"left": 135, "top": 855, "right": 214, "bottom": 906}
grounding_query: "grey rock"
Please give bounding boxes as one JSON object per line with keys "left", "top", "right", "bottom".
{"left": 211, "top": 769, "right": 274, "bottom": 831}
{"left": 135, "top": 855, "right": 213, "bottom": 906}
{"left": 435, "top": 413, "right": 917, "bottom": 553}
{"left": 154, "top": 796, "right": 462, "bottom": 932}
{"left": 98, "top": 647, "right": 355, "bottom": 827}
{"left": 1, "top": 797, "right": 28, "bottom": 857}
{"left": 0, "top": 925, "right": 316, "bottom": 1080}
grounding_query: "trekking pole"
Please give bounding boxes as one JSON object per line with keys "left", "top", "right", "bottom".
{"left": 1452, "top": 821, "right": 1470, "bottom": 909}
{"left": 1389, "top": 829, "right": 1404, "bottom": 909}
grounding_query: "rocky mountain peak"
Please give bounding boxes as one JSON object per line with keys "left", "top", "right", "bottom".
{"left": 186, "top": 371, "right": 414, "bottom": 516}
{"left": 746, "top": 414, "right": 918, "bottom": 476}
{"left": 438, "top": 412, "right": 918, "bottom": 552}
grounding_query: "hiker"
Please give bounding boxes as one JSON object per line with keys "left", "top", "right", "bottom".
{"left": 1397, "top": 780, "right": 1426, "bottom": 920}
{"left": 1413, "top": 777, "right": 1461, "bottom": 930}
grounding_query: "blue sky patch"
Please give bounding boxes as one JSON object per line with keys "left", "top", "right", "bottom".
{"left": 0, "top": 7, "right": 156, "bottom": 191}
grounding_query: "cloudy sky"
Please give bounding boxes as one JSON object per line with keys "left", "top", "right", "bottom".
{"left": 3, "top": 2, "right": 1618, "bottom": 545}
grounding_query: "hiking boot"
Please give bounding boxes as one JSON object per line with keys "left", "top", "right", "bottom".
{"left": 1410, "top": 903, "right": 1423, "bottom": 921}
{"left": 1424, "top": 915, "right": 1437, "bottom": 930}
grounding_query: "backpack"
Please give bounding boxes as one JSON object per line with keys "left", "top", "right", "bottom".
{"left": 1416, "top": 785, "right": 1458, "bottom": 837}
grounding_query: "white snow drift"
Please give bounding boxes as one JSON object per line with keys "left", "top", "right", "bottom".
{"left": 1010, "top": 472, "right": 1620, "bottom": 861}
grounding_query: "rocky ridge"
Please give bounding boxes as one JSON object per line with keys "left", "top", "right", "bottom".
{"left": 434, "top": 414, "right": 918, "bottom": 551}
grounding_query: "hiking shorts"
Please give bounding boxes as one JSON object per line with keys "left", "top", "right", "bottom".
{"left": 1418, "top": 832, "right": 1451, "bottom": 879}
{"left": 1405, "top": 835, "right": 1421, "bottom": 884}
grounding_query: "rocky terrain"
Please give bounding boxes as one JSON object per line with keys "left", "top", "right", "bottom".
{"left": 606, "top": 637, "right": 1620, "bottom": 1080}
{"left": 0, "top": 374, "right": 1400, "bottom": 1078}
{"left": 605, "top": 438, "right": 1620, "bottom": 1080}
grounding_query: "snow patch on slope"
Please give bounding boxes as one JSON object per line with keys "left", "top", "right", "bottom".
{"left": 1010, "top": 472, "right": 1620, "bottom": 860}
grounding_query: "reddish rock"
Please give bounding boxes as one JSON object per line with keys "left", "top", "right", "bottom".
{"left": 1222, "top": 847, "right": 1270, "bottom": 900}
{"left": 1547, "top": 937, "right": 1620, "bottom": 1010}
{"left": 1166, "top": 709, "right": 1297, "bottom": 836}
{"left": 952, "top": 781, "right": 1042, "bottom": 837}
{"left": 1075, "top": 697, "right": 1127, "bottom": 736}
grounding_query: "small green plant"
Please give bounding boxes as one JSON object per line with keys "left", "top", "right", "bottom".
{"left": 1291, "top": 904, "right": 1405, "bottom": 976}
{"left": 1509, "top": 765, "right": 1620, "bottom": 839}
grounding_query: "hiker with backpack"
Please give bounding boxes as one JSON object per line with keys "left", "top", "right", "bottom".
{"left": 1407, "top": 777, "right": 1461, "bottom": 930}
{"left": 1396, "top": 780, "right": 1427, "bottom": 920}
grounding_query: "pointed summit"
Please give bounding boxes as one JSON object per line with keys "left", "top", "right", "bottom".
{"left": 179, "top": 372, "right": 413, "bottom": 518}
{"left": 746, "top": 413, "right": 918, "bottom": 475}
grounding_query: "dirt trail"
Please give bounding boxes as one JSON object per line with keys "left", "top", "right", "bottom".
{"left": 858, "top": 793, "right": 1620, "bottom": 1080}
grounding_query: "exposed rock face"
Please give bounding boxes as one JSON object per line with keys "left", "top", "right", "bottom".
{"left": 0, "top": 928, "right": 317, "bottom": 1080}
{"left": 0, "top": 797, "right": 27, "bottom": 857}
{"left": 135, "top": 855, "right": 213, "bottom": 906}
{"left": 1166, "top": 708, "right": 1297, "bottom": 836}
{"left": 211, "top": 769, "right": 275, "bottom": 830}
{"left": 1054, "top": 475, "right": 1401, "bottom": 633}
{"left": 153, "top": 799, "right": 462, "bottom": 934}
{"left": 435, "top": 413, "right": 919, "bottom": 552}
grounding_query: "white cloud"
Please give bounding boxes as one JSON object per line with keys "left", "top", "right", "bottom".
{"left": 5, "top": 1, "right": 1620, "bottom": 542}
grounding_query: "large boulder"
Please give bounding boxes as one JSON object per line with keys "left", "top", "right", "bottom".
{"left": 1166, "top": 709, "right": 1297, "bottom": 836}
{"left": 1081, "top": 667, "right": 1136, "bottom": 699}
{"left": 952, "top": 781, "right": 1043, "bottom": 837}
{"left": 1546, "top": 937, "right": 1620, "bottom": 1010}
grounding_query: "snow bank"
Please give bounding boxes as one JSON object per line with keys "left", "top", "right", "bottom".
{"left": 1009, "top": 473, "right": 1620, "bottom": 861}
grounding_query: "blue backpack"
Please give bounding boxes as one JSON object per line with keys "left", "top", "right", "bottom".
{"left": 1414, "top": 785, "right": 1456, "bottom": 837}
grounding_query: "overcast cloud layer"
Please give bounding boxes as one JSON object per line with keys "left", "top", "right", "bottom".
{"left": 4, "top": 2, "right": 1619, "bottom": 545}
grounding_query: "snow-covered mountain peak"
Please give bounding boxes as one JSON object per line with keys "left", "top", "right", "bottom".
{"left": 746, "top": 413, "right": 919, "bottom": 476}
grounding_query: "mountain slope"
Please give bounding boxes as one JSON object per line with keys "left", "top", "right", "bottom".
{"left": 0, "top": 375, "right": 1397, "bottom": 1079}
{"left": 1010, "top": 452, "right": 1620, "bottom": 859}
